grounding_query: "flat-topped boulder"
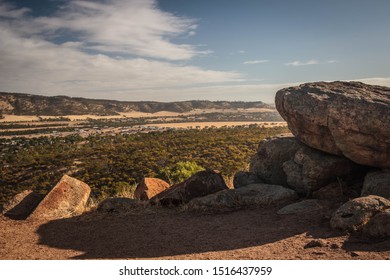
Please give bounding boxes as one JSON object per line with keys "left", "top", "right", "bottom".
{"left": 275, "top": 81, "right": 390, "bottom": 168}
{"left": 134, "top": 178, "right": 170, "bottom": 200}
{"left": 30, "top": 175, "right": 91, "bottom": 220}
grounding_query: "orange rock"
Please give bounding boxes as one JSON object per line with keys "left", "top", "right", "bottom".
{"left": 134, "top": 178, "right": 170, "bottom": 200}
{"left": 30, "top": 175, "right": 90, "bottom": 220}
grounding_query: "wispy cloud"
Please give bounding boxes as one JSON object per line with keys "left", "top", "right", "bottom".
{"left": 0, "top": 0, "right": 244, "bottom": 100}
{"left": 285, "top": 60, "right": 319, "bottom": 66}
{"left": 243, "top": 60, "right": 269, "bottom": 65}
{"left": 2, "top": 0, "right": 207, "bottom": 61}
{"left": 0, "top": 2, "right": 30, "bottom": 18}
{"left": 285, "top": 59, "right": 337, "bottom": 66}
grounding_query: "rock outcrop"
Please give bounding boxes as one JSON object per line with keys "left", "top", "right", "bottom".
{"left": 361, "top": 170, "right": 390, "bottom": 199}
{"left": 330, "top": 195, "right": 390, "bottom": 232}
{"left": 30, "top": 175, "right": 91, "bottom": 220}
{"left": 276, "top": 81, "right": 390, "bottom": 168}
{"left": 150, "top": 170, "right": 229, "bottom": 206}
{"left": 134, "top": 178, "right": 170, "bottom": 201}
{"left": 186, "top": 183, "right": 298, "bottom": 212}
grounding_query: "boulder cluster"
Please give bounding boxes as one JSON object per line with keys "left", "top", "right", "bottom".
{"left": 264, "top": 81, "right": 389, "bottom": 238}
{"left": 2, "top": 81, "right": 389, "bottom": 240}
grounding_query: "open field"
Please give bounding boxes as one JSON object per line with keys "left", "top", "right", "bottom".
{"left": 0, "top": 108, "right": 276, "bottom": 122}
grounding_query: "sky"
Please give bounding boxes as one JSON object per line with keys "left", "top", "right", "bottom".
{"left": 0, "top": 0, "right": 389, "bottom": 103}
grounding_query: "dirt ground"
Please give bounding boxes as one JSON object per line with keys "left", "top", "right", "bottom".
{"left": 1, "top": 206, "right": 389, "bottom": 260}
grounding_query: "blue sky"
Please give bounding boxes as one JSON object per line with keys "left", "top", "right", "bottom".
{"left": 0, "top": 0, "right": 389, "bottom": 103}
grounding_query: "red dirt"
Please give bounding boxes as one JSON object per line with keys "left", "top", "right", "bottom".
{"left": 1, "top": 206, "right": 389, "bottom": 260}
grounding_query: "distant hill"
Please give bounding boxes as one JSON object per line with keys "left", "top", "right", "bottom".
{"left": 0, "top": 92, "right": 272, "bottom": 116}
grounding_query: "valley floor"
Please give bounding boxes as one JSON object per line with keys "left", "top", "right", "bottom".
{"left": 1, "top": 206, "right": 389, "bottom": 260}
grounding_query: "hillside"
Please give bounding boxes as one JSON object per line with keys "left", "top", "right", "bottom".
{"left": 0, "top": 92, "right": 272, "bottom": 116}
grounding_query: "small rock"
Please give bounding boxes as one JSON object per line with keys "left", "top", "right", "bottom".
{"left": 134, "top": 178, "right": 170, "bottom": 200}
{"left": 350, "top": 252, "right": 360, "bottom": 257}
{"left": 304, "top": 239, "right": 326, "bottom": 249}
{"left": 329, "top": 243, "right": 339, "bottom": 249}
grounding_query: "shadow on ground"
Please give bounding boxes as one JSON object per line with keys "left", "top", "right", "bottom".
{"left": 36, "top": 206, "right": 347, "bottom": 259}
{"left": 342, "top": 236, "right": 390, "bottom": 253}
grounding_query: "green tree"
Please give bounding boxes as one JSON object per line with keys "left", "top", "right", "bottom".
{"left": 158, "top": 161, "right": 205, "bottom": 184}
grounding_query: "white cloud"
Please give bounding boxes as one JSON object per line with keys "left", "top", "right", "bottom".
{"left": 243, "top": 60, "right": 269, "bottom": 65}
{"left": 285, "top": 60, "right": 319, "bottom": 66}
{"left": 285, "top": 60, "right": 338, "bottom": 66}
{"left": 0, "top": 0, "right": 246, "bottom": 100}
{"left": 0, "top": 24, "right": 242, "bottom": 99}
{"left": 5, "top": 0, "right": 207, "bottom": 61}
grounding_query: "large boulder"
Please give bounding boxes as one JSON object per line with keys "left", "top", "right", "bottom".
{"left": 361, "top": 170, "right": 390, "bottom": 199}
{"left": 134, "top": 178, "right": 170, "bottom": 200}
{"left": 30, "top": 175, "right": 91, "bottom": 220}
{"left": 282, "top": 145, "right": 361, "bottom": 195}
{"left": 249, "top": 134, "right": 303, "bottom": 187}
{"left": 186, "top": 183, "right": 298, "bottom": 212}
{"left": 275, "top": 81, "right": 390, "bottom": 168}
{"left": 330, "top": 195, "right": 390, "bottom": 232}
{"left": 2, "top": 190, "right": 44, "bottom": 220}
{"left": 150, "top": 170, "right": 229, "bottom": 206}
